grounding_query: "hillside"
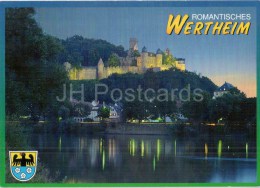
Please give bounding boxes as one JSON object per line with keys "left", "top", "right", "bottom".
{"left": 71, "top": 68, "right": 218, "bottom": 103}
{"left": 58, "top": 35, "right": 127, "bottom": 67}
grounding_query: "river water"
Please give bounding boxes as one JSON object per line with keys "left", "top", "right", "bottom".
{"left": 30, "top": 133, "right": 256, "bottom": 183}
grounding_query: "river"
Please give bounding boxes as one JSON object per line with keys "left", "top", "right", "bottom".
{"left": 30, "top": 133, "right": 256, "bottom": 183}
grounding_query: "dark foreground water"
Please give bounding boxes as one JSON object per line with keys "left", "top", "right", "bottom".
{"left": 30, "top": 133, "right": 256, "bottom": 183}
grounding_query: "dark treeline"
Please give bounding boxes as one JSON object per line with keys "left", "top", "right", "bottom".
{"left": 6, "top": 8, "right": 69, "bottom": 121}
{"left": 58, "top": 36, "right": 127, "bottom": 67}
{"left": 70, "top": 70, "right": 256, "bottom": 130}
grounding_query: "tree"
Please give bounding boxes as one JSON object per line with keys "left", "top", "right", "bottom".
{"left": 132, "top": 50, "right": 140, "bottom": 57}
{"left": 162, "top": 52, "right": 176, "bottom": 66}
{"left": 154, "top": 99, "right": 176, "bottom": 122}
{"left": 123, "top": 100, "right": 149, "bottom": 123}
{"left": 181, "top": 92, "right": 211, "bottom": 122}
{"left": 6, "top": 8, "right": 69, "bottom": 122}
{"left": 58, "top": 105, "right": 70, "bottom": 120}
{"left": 208, "top": 92, "right": 245, "bottom": 123}
{"left": 73, "top": 103, "right": 91, "bottom": 117}
{"left": 58, "top": 36, "right": 127, "bottom": 67}
{"left": 108, "top": 53, "right": 120, "bottom": 67}
{"left": 143, "top": 69, "right": 160, "bottom": 90}
{"left": 98, "top": 107, "right": 110, "bottom": 120}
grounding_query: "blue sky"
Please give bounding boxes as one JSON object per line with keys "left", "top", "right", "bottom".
{"left": 35, "top": 7, "right": 256, "bottom": 97}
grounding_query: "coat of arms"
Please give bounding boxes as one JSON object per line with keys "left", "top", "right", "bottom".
{"left": 9, "top": 151, "right": 38, "bottom": 181}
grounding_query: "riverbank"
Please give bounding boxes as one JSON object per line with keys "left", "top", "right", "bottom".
{"left": 5, "top": 121, "right": 60, "bottom": 183}
{"left": 105, "top": 123, "right": 174, "bottom": 135}
{"left": 7, "top": 119, "right": 255, "bottom": 137}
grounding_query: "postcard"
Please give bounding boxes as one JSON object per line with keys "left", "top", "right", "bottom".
{"left": 0, "top": 0, "right": 259, "bottom": 187}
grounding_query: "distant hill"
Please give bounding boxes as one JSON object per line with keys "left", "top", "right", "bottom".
{"left": 58, "top": 35, "right": 127, "bottom": 67}
{"left": 101, "top": 69, "right": 217, "bottom": 94}
{"left": 71, "top": 69, "right": 218, "bottom": 103}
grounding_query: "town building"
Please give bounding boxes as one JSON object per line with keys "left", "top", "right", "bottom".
{"left": 213, "top": 82, "right": 234, "bottom": 99}
{"left": 72, "top": 100, "right": 122, "bottom": 123}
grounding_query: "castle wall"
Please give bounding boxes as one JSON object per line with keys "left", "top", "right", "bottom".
{"left": 156, "top": 54, "right": 162, "bottom": 67}
{"left": 69, "top": 67, "right": 97, "bottom": 80}
{"left": 67, "top": 42, "right": 185, "bottom": 81}
{"left": 176, "top": 62, "right": 186, "bottom": 71}
{"left": 143, "top": 56, "right": 157, "bottom": 68}
{"left": 137, "top": 57, "right": 142, "bottom": 68}
{"left": 104, "top": 66, "right": 139, "bottom": 78}
{"left": 79, "top": 67, "right": 97, "bottom": 80}
{"left": 68, "top": 60, "right": 185, "bottom": 80}
{"left": 160, "top": 65, "right": 173, "bottom": 71}
{"left": 160, "top": 61, "right": 185, "bottom": 72}
{"left": 69, "top": 68, "right": 78, "bottom": 80}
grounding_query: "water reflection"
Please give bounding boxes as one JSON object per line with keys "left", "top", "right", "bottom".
{"left": 173, "top": 140, "right": 176, "bottom": 157}
{"left": 153, "top": 155, "right": 156, "bottom": 171}
{"left": 102, "top": 149, "right": 105, "bottom": 170}
{"left": 141, "top": 140, "right": 144, "bottom": 157}
{"left": 31, "top": 134, "right": 256, "bottom": 183}
{"left": 246, "top": 143, "right": 248, "bottom": 158}
{"left": 156, "top": 139, "right": 161, "bottom": 161}
{"left": 205, "top": 143, "right": 208, "bottom": 158}
{"left": 218, "top": 140, "right": 222, "bottom": 158}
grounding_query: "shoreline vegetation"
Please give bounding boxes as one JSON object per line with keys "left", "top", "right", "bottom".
{"left": 7, "top": 118, "right": 256, "bottom": 136}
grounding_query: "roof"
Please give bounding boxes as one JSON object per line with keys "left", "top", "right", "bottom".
{"left": 156, "top": 48, "right": 163, "bottom": 54}
{"left": 216, "top": 82, "right": 234, "bottom": 92}
{"left": 98, "top": 58, "right": 104, "bottom": 66}
{"left": 176, "top": 58, "right": 185, "bottom": 63}
{"left": 142, "top": 46, "right": 147, "bottom": 53}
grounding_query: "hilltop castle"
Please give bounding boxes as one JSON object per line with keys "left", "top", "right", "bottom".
{"left": 64, "top": 38, "right": 186, "bottom": 80}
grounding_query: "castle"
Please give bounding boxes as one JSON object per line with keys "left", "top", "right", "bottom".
{"left": 64, "top": 38, "right": 186, "bottom": 80}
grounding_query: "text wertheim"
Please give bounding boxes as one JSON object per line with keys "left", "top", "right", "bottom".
{"left": 166, "top": 14, "right": 251, "bottom": 35}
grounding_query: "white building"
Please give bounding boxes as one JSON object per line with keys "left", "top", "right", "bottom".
{"left": 213, "top": 82, "right": 234, "bottom": 99}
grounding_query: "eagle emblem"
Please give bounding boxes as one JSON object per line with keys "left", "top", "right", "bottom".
{"left": 9, "top": 151, "right": 38, "bottom": 181}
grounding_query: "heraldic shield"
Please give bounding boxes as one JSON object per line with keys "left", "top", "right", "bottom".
{"left": 9, "top": 151, "right": 38, "bottom": 181}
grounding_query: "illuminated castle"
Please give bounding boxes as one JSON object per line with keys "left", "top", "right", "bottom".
{"left": 65, "top": 38, "right": 185, "bottom": 80}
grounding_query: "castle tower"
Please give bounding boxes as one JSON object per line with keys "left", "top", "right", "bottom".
{"left": 129, "top": 38, "right": 138, "bottom": 51}
{"left": 141, "top": 46, "right": 148, "bottom": 68}
{"left": 156, "top": 49, "right": 163, "bottom": 67}
{"left": 97, "top": 58, "right": 104, "bottom": 79}
{"left": 63, "top": 62, "right": 72, "bottom": 71}
{"left": 165, "top": 48, "right": 170, "bottom": 56}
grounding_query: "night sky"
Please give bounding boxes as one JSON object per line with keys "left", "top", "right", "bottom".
{"left": 35, "top": 6, "right": 256, "bottom": 97}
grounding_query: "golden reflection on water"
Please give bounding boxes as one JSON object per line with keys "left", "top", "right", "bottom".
{"left": 58, "top": 136, "right": 62, "bottom": 152}
{"left": 141, "top": 140, "right": 144, "bottom": 157}
{"left": 156, "top": 139, "right": 161, "bottom": 161}
{"left": 102, "top": 148, "right": 105, "bottom": 170}
{"left": 92, "top": 137, "right": 252, "bottom": 173}
{"left": 129, "top": 139, "right": 136, "bottom": 156}
{"left": 99, "top": 138, "right": 103, "bottom": 155}
{"left": 246, "top": 143, "right": 248, "bottom": 158}
{"left": 205, "top": 143, "right": 208, "bottom": 158}
{"left": 218, "top": 140, "right": 222, "bottom": 158}
{"left": 52, "top": 135, "right": 255, "bottom": 183}
{"left": 153, "top": 155, "right": 156, "bottom": 171}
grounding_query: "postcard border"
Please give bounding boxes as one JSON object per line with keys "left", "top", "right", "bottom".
{"left": 0, "top": 1, "right": 259, "bottom": 187}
